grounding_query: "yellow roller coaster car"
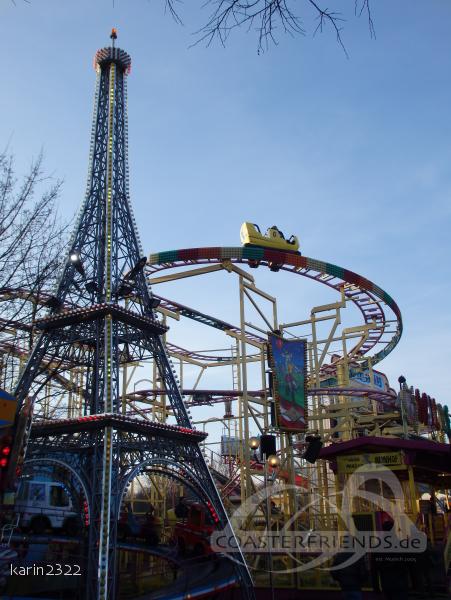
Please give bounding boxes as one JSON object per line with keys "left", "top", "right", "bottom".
{"left": 240, "top": 222, "right": 300, "bottom": 253}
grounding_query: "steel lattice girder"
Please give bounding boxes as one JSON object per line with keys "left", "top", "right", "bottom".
{"left": 8, "top": 38, "right": 255, "bottom": 600}
{"left": 26, "top": 427, "right": 249, "bottom": 577}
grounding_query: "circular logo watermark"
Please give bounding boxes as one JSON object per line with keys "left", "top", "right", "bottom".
{"left": 211, "top": 463, "right": 427, "bottom": 574}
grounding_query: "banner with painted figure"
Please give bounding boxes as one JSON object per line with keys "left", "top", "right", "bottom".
{"left": 268, "top": 334, "right": 307, "bottom": 432}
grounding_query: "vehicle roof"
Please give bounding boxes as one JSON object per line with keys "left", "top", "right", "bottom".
{"left": 20, "top": 479, "right": 65, "bottom": 485}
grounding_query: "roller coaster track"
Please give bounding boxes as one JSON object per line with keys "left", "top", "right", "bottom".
{"left": 0, "top": 248, "right": 402, "bottom": 398}
{"left": 154, "top": 294, "right": 264, "bottom": 347}
{"left": 309, "top": 386, "right": 396, "bottom": 403}
{"left": 147, "top": 247, "right": 403, "bottom": 373}
{"left": 127, "top": 386, "right": 396, "bottom": 415}
{"left": 6, "top": 537, "right": 238, "bottom": 600}
{"left": 0, "top": 288, "right": 260, "bottom": 365}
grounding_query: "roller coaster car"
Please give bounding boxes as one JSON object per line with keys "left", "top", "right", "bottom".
{"left": 240, "top": 222, "right": 300, "bottom": 254}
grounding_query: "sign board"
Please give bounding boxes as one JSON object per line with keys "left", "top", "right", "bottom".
{"left": 350, "top": 369, "right": 387, "bottom": 390}
{"left": 220, "top": 435, "right": 241, "bottom": 457}
{"left": 337, "top": 451, "right": 405, "bottom": 474}
{"left": 267, "top": 334, "right": 307, "bottom": 432}
{"left": 322, "top": 368, "right": 390, "bottom": 393}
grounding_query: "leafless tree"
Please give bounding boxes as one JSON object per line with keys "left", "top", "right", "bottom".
{"left": 13, "top": 1, "right": 375, "bottom": 54}
{"left": 0, "top": 150, "right": 70, "bottom": 391}
{"left": 164, "top": 0, "right": 375, "bottom": 54}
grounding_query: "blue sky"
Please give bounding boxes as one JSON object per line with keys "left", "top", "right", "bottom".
{"left": 1, "top": 0, "right": 450, "bottom": 415}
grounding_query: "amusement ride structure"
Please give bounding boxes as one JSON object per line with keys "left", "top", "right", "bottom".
{"left": 0, "top": 29, "right": 450, "bottom": 600}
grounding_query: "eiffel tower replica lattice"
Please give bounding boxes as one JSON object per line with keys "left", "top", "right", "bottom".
{"left": 6, "top": 30, "right": 254, "bottom": 600}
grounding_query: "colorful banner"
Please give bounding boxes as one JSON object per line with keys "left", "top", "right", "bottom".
{"left": 0, "top": 389, "right": 16, "bottom": 428}
{"left": 268, "top": 334, "right": 307, "bottom": 432}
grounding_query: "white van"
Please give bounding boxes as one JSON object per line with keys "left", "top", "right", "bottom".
{"left": 15, "top": 479, "right": 80, "bottom": 536}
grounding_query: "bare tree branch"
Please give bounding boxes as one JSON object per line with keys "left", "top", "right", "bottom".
{"left": 164, "top": 0, "right": 184, "bottom": 25}
{"left": 163, "top": 0, "right": 375, "bottom": 53}
{"left": 356, "top": 0, "right": 375, "bottom": 39}
{"left": 0, "top": 149, "right": 71, "bottom": 393}
{"left": 11, "top": 0, "right": 375, "bottom": 53}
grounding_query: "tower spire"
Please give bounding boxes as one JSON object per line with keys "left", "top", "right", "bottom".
{"left": 110, "top": 27, "right": 117, "bottom": 49}
{"left": 7, "top": 36, "right": 255, "bottom": 600}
